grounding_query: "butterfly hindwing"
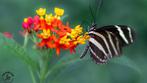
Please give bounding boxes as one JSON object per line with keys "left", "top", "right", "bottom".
{"left": 88, "top": 25, "right": 135, "bottom": 64}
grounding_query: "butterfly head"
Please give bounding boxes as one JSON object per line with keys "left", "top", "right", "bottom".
{"left": 89, "top": 23, "right": 97, "bottom": 31}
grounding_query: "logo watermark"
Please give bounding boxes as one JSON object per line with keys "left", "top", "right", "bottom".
{"left": 1, "top": 71, "right": 14, "bottom": 83}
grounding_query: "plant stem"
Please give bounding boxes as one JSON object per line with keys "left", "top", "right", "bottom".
{"left": 40, "top": 64, "right": 46, "bottom": 83}
{"left": 38, "top": 49, "right": 53, "bottom": 83}
{"left": 29, "top": 67, "right": 37, "bottom": 83}
{"left": 39, "top": 57, "right": 49, "bottom": 83}
{"left": 23, "top": 32, "right": 28, "bottom": 48}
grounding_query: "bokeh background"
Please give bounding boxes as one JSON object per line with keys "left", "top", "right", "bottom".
{"left": 0, "top": 0, "right": 147, "bottom": 83}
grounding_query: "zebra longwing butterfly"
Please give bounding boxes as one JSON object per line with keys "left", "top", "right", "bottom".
{"left": 80, "top": 0, "right": 135, "bottom": 64}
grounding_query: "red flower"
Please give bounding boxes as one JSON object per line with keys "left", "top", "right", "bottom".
{"left": 33, "top": 15, "right": 40, "bottom": 31}
{"left": 51, "top": 18, "right": 62, "bottom": 28}
{"left": 3, "top": 32, "right": 13, "bottom": 39}
{"left": 37, "top": 35, "right": 57, "bottom": 48}
{"left": 22, "top": 17, "right": 33, "bottom": 29}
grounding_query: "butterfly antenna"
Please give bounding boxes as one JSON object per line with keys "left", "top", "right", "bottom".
{"left": 94, "top": 0, "right": 103, "bottom": 23}
{"left": 89, "top": 1, "right": 95, "bottom": 24}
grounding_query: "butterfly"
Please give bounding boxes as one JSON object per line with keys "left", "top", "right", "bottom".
{"left": 80, "top": 0, "right": 135, "bottom": 64}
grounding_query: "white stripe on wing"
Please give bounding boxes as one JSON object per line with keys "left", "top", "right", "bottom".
{"left": 89, "top": 38, "right": 108, "bottom": 57}
{"left": 127, "top": 27, "right": 133, "bottom": 43}
{"left": 106, "top": 31, "right": 118, "bottom": 56}
{"left": 89, "top": 47, "right": 107, "bottom": 62}
{"left": 115, "top": 25, "right": 129, "bottom": 44}
{"left": 89, "top": 31, "right": 112, "bottom": 58}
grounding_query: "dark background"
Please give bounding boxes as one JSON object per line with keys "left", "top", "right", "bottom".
{"left": 0, "top": 0, "right": 147, "bottom": 83}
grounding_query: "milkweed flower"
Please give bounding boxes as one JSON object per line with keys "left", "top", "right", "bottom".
{"left": 36, "top": 8, "right": 46, "bottom": 16}
{"left": 70, "top": 25, "right": 83, "bottom": 39}
{"left": 22, "top": 17, "right": 33, "bottom": 29}
{"left": 21, "top": 7, "right": 90, "bottom": 55}
{"left": 55, "top": 7, "right": 64, "bottom": 16}
{"left": 45, "top": 14, "right": 54, "bottom": 24}
{"left": 54, "top": 7, "right": 64, "bottom": 19}
{"left": 38, "top": 29, "right": 51, "bottom": 39}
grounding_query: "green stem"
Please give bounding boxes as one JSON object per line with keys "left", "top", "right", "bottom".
{"left": 30, "top": 34, "right": 37, "bottom": 43}
{"left": 38, "top": 49, "right": 53, "bottom": 83}
{"left": 23, "top": 32, "right": 29, "bottom": 48}
{"left": 39, "top": 65, "right": 48, "bottom": 83}
{"left": 33, "top": 35, "right": 37, "bottom": 43}
{"left": 39, "top": 57, "right": 49, "bottom": 83}
{"left": 29, "top": 67, "right": 37, "bottom": 83}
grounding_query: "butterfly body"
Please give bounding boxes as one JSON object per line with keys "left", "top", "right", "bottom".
{"left": 80, "top": 0, "right": 135, "bottom": 64}
{"left": 81, "top": 24, "right": 135, "bottom": 64}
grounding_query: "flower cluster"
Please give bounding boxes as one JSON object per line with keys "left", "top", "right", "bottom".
{"left": 22, "top": 7, "right": 90, "bottom": 55}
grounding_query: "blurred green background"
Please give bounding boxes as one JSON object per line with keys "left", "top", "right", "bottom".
{"left": 0, "top": 0, "right": 147, "bottom": 83}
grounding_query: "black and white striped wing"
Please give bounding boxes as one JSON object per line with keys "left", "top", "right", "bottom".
{"left": 88, "top": 25, "right": 135, "bottom": 64}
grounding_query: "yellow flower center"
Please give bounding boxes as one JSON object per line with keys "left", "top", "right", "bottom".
{"left": 59, "top": 35, "right": 71, "bottom": 45}
{"left": 67, "top": 25, "right": 90, "bottom": 45}
{"left": 70, "top": 25, "right": 83, "bottom": 39}
{"left": 54, "top": 7, "right": 64, "bottom": 16}
{"left": 45, "top": 14, "right": 54, "bottom": 24}
{"left": 41, "top": 29, "right": 51, "bottom": 39}
{"left": 36, "top": 8, "right": 46, "bottom": 16}
{"left": 24, "top": 18, "right": 28, "bottom": 22}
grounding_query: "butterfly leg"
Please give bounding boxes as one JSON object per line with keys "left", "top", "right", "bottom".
{"left": 80, "top": 45, "right": 89, "bottom": 59}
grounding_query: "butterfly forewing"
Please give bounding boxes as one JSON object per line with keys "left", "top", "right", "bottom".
{"left": 96, "top": 25, "right": 135, "bottom": 46}
{"left": 88, "top": 25, "right": 135, "bottom": 64}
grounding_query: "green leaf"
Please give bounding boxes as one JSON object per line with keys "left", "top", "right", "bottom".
{"left": 45, "top": 52, "right": 89, "bottom": 82}
{"left": 0, "top": 33, "right": 39, "bottom": 70}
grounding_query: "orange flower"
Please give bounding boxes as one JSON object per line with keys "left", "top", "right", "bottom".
{"left": 22, "top": 7, "right": 89, "bottom": 55}
{"left": 37, "top": 35, "right": 56, "bottom": 48}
